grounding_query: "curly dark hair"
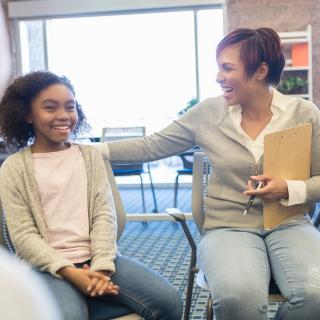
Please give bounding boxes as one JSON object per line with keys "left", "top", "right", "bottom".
{"left": 0, "top": 71, "right": 90, "bottom": 148}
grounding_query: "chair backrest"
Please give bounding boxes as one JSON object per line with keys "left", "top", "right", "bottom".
{"left": 191, "top": 152, "right": 210, "bottom": 233}
{"left": 177, "top": 146, "right": 201, "bottom": 171}
{"left": 101, "top": 127, "right": 145, "bottom": 172}
{"left": 178, "top": 152, "right": 194, "bottom": 170}
{"left": 104, "top": 159, "right": 127, "bottom": 240}
{"left": 101, "top": 127, "right": 145, "bottom": 142}
{"left": 0, "top": 203, "right": 7, "bottom": 249}
{"left": 191, "top": 152, "right": 320, "bottom": 234}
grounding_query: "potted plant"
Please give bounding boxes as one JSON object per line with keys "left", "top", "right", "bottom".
{"left": 277, "top": 76, "right": 308, "bottom": 94}
{"left": 177, "top": 97, "right": 199, "bottom": 117}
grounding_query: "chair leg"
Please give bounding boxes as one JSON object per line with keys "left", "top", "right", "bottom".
{"left": 147, "top": 163, "right": 158, "bottom": 213}
{"left": 138, "top": 174, "right": 146, "bottom": 213}
{"left": 206, "top": 296, "right": 213, "bottom": 320}
{"left": 173, "top": 174, "right": 180, "bottom": 208}
{"left": 184, "top": 264, "right": 196, "bottom": 320}
{"left": 179, "top": 221, "right": 197, "bottom": 320}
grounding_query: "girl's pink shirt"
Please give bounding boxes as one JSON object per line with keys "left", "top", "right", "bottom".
{"left": 32, "top": 144, "right": 91, "bottom": 263}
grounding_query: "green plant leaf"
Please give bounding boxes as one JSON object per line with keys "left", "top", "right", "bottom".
{"left": 278, "top": 76, "right": 308, "bottom": 94}
{"left": 177, "top": 97, "right": 199, "bottom": 116}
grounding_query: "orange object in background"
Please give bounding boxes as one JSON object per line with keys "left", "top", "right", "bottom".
{"left": 291, "top": 43, "right": 309, "bottom": 66}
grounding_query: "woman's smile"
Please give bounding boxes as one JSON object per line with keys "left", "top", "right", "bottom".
{"left": 221, "top": 86, "right": 235, "bottom": 100}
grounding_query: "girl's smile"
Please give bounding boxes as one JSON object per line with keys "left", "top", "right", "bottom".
{"left": 26, "top": 83, "right": 78, "bottom": 153}
{"left": 52, "top": 124, "right": 72, "bottom": 132}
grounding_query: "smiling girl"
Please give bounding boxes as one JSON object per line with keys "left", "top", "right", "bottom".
{"left": 99, "top": 28, "right": 320, "bottom": 319}
{"left": 0, "top": 71, "right": 182, "bottom": 320}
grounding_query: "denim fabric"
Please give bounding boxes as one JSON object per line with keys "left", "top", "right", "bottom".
{"left": 198, "top": 221, "right": 320, "bottom": 320}
{"left": 38, "top": 255, "right": 182, "bottom": 320}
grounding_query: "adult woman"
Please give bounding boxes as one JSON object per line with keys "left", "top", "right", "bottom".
{"left": 99, "top": 28, "right": 320, "bottom": 319}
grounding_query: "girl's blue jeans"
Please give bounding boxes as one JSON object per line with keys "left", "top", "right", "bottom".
{"left": 37, "top": 255, "right": 183, "bottom": 320}
{"left": 198, "top": 221, "right": 320, "bottom": 320}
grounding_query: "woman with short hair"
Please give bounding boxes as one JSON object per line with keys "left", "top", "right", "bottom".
{"left": 99, "top": 27, "right": 320, "bottom": 319}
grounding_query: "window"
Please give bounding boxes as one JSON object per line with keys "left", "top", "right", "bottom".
{"left": 17, "top": 7, "right": 224, "bottom": 136}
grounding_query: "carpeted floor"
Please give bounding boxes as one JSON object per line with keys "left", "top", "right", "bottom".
{"left": 118, "top": 186, "right": 279, "bottom": 319}
{"left": 118, "top": 185, "right": 192, "bottom": 213}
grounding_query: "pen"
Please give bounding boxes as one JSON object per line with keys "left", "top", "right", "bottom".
{"left": 243, "top": 181, "right": 263, "bottom": 216}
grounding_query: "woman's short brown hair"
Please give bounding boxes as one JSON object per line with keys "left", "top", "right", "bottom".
{"left": 216, "top": 27, "right": 285, "bottom": 85}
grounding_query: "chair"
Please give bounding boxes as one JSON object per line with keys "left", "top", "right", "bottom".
{"left": 101, "top": 127, "right": 158, "bottom": 213}
{"left": 0, "top": 158, "right": 143, "bottom": 320}
{"left": 173, "top": 146, "right": 199, "bottom": 208}
{"left": 168, "top": 151, "right": 320, "bottom": 320}
{"left": 0, "top": 141, "right": 16, "bottom": 166}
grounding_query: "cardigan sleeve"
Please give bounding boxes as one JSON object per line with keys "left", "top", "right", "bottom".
{"left": 89, "top": 150, "right": 117, "bottom": 273}
{"left": 0, "top": 158, "right": 74, "bottom": 277}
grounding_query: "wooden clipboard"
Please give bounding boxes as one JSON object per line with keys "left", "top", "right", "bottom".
{"left": 263, "top": 123, "right": 312, "bottom": 228}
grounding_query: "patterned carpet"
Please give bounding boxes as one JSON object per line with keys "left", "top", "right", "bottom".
{"left": 118, "top": 186, "right": 279, "bottom": 319}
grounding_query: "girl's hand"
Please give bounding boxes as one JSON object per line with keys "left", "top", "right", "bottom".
{"left": 57, "top": 266, "right": 111, "bottom": 296}
{"left": 243, "top": 175, "right": 289, "bottom": 201}
{"left": 83, "top": 264, "right": 119, "bottom": 297}
{"left": 87, "top": 277, "right": 119, "bottom": 297}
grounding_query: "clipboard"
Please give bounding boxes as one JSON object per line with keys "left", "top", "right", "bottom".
{"left": 263, "top": 123, "right": 312, "bottom": 228}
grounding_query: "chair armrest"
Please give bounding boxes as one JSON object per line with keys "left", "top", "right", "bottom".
{"left": 166, "top": 208, "right": 186, "bottom": 222}
{"left": 166, "top": 208, "right": 197, "bottom": 253}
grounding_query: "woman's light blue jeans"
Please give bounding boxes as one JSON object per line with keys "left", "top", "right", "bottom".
{"left": 37, "top": 255, "right": 183, "bottom": 320}
{"left": 198, "top": 221, "right": 320, "bottom": 320}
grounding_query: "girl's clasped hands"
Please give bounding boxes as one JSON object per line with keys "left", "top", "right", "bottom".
{"left": 83, "top": 264, "right": 119, "bottom": 297}
{"left": 58, "top": 264, "right": 119, "bottom": 297}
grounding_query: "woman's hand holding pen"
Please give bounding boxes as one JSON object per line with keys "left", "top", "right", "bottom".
{"left": 243, "top": 175, "right": 289, "bottom": 201}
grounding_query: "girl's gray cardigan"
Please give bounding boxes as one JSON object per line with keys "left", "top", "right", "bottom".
{"left": 0, "top": 145, "right": 117, "bottom": 277}
{"left": 102, "top": 93, "right": 320, "bottom": 230}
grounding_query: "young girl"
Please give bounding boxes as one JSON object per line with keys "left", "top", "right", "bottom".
{"left": 0, "top": 71, "right": 182, "bottom": 320}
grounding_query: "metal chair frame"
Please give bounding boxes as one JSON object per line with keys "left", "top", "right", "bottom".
{"left": 168, "top": 151, "right": 320, "bottom": 320}
{"left": 101, "top": 127, "right": 158, "bottom": 213}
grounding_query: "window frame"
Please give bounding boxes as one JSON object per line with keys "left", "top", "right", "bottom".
{"left": 10, "top": 1, "right": 226, "bottom": 104}
{"left": 8, "top": 0, "right": 226, "bottom": 19}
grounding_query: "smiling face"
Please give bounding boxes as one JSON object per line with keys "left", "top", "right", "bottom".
{"left": 26, "top": 84, "right": 78, "bottom": 152}
{"left": 216, "top": 44, "right": 267, "bottom": 107}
